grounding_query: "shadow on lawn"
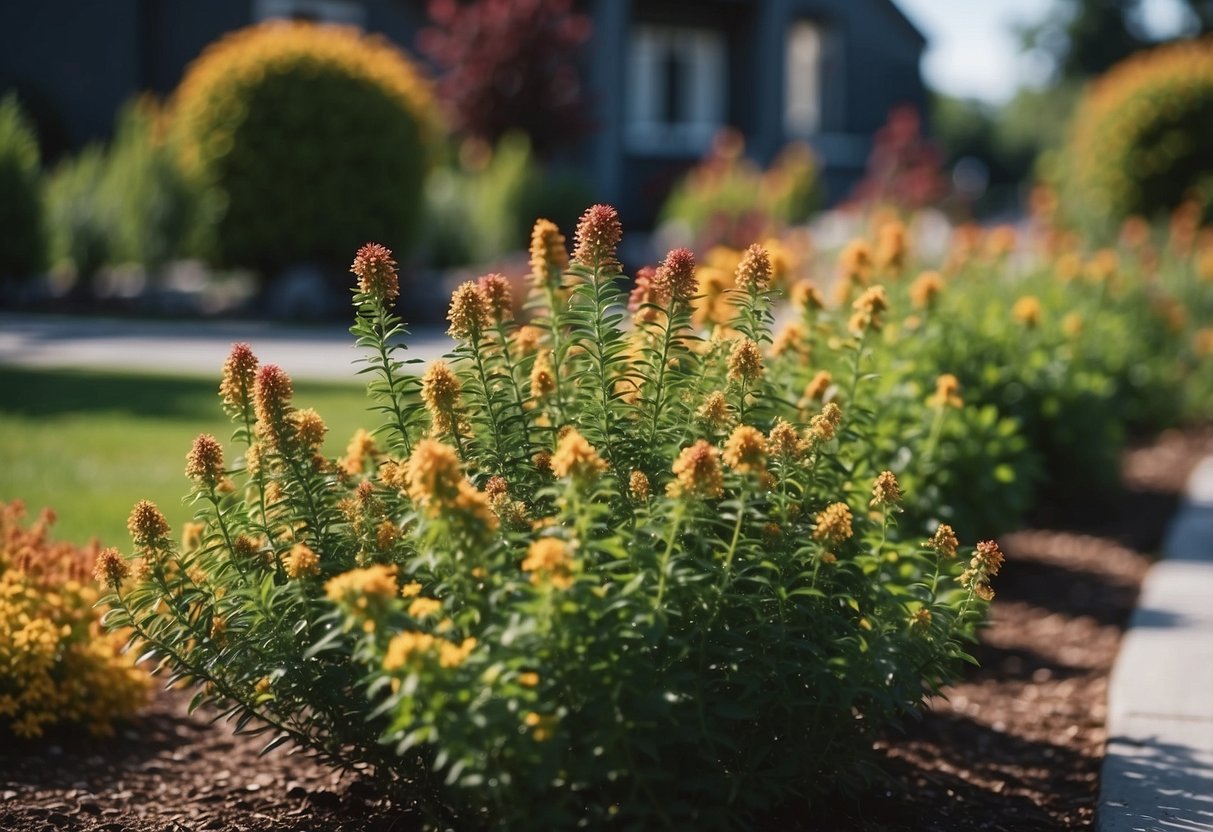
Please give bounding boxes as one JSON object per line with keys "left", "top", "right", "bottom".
{"left": 0, "top": 367, "right": 221, "bottom": 423}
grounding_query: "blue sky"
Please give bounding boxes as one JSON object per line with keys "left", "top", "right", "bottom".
{"left": 896, "top": 0, "right": 1194, "bottom": 103}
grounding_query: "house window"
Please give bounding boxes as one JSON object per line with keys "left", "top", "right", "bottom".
{"left": 627, "top": 25, "right": 726, "bottom": 154}
{"left": 254, "top": 0, "right": 366, "bottom": 27}
{"left": 785, "top": 20, "right": 823, "bottom": 137}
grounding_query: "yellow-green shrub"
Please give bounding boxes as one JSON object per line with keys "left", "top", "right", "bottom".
{"left": 1061, "top": 37, "right": 1213, "bottom": 233}
{"left": 0, "top": 502, "right": 148, "bottom": 739}
{"left": 0, "top": 94, "right": 46, "bottom": 282}
{"left": 660, "top": 131, "right": 818, "bottom": 250}
{"left": 170, "top": 22, "right": 439, "bottom": 274}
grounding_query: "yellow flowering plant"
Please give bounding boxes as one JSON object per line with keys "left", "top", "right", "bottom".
{"left": 101, "top": 206, "right": 1000, "bottom": 829}
{"left": 0, "top": 502, "right": 148, "bottom": 739}
{"left": 776, "top": 212, "right": 1213, "bottom": 535}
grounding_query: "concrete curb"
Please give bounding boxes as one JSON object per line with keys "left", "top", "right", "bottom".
{"left": 1098, "top": 458, "right": 1213, "bottom": 832}
{"left": 0, "top": 313, "right": 455, "bottom": 381}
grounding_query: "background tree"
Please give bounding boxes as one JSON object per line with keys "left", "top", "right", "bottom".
{"left": 1023, "top": 0, "right": 1213, "bottom": 81}
{"left": 417, "top": 0, "right": 593, "bottom": 159}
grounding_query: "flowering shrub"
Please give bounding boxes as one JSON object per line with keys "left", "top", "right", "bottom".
{"left": 0, "top": 502, "right": 148, "bottom": 739}
{"left": 1061, "top": 37, "right": 1213, "bottom": 233}
{"left": 170, "top": 21, "right": 438, "bottom": 273}
{"left": 660, "top": 130, "right": 818, "bottom": 250}
{"left": 102, "top": 207, "right": 999, "bottom": 828}
{"left": 774, "top": 213, "right": 1213, "bottom": 518}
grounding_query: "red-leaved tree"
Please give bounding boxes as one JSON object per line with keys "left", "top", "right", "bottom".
{"left": 417, "top": 0, "right": 594, "bottom": 158}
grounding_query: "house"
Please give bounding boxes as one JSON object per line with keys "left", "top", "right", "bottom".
{"left": 0, "top": 0, "right": 926, "bottom": 226}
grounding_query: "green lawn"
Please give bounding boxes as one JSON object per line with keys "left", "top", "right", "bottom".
{"left": 0, "top": 367, "right": 375, "bottom": 547}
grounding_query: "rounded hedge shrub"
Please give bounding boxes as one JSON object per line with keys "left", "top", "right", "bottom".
{"left": 0, "top": 94, "right": 46, "bottom": 282}
{"left": 1062, "top": 37, "right": 1213, "bottom": 232}
{"left": 170, "top": 22, "right": 439, "bottom": 274}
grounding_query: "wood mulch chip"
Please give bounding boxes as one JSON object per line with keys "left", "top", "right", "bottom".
{"left": 3, "top": 429, "right": 1210, "bottom": 831}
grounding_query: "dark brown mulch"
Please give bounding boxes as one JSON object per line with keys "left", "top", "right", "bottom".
{"left": 814, "top": 427, "right": 1213, "bottom": 831}
{"left": 2, "top": 430, "right": 1210, "bottom": 832}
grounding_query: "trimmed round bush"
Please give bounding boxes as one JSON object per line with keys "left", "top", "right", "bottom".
{"left": 170, "top": 22, "right": 439, "bottom": 274}
{"left": 1062, "top": 37, "right": 1213, "bottom": 232}
{"left": 0, "top": 94, "right": 46, "bottom": 282}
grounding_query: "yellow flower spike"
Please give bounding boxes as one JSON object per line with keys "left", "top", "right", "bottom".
{"left": 550, "top": 429, "right": 607, "bottom": 484}
{"left": 513, "top": 324, "right": 543, "bottom": 356}
{"left": 447, "top": 281, "right": 492, "bottom": 341}
{"left": 477, "top": 273, "right": 513, "bottom": 323}
{"left": 653, "top": 247, "right": 699, "bottom": 303}
{"left": 253, "top": 364, "right": 295, "bottom": 450}
{"left": 185, "top": 434, "right": 225, "bottom": 488}
{"left": 812, "top": 502, "right": 853, "bottom": 544}
{"left": 790, "top": 278, "right": 825, "bottom": 312}
{"left": 420, "top": 361, "right": 466, "bottom": 437}
{"left": 909, "top": 608, "right": 933, "bottom": 633}
{"left": 529, "top": 218, "right": 569, "bottom": 288}
{"left": 770, "top": 322, "right": 808, "bottom": 358}
{"left": 404, "top": 439, "right": 464, "bottom": 510}
{"left": 927, "top": 524, "right": 959, "bottom": 559}
{"left": 874, "top": 220, "right": 909, "bottom": 274}
{"left": 838, "top": 240, "right": 873, "bottom": 288}
{"left": 572, "top": 204, "right": 623, "bottom": 270}
{"left": 734, "top": 244, "right": 772, "bottom": 294}
{"left": 351, "top": 242, "right": 400, "bottom": 304}
{"left": 181, "top": 521, "right": 206, "bottom": 552}
{"left": 768, "top": 418, "right": 807, "bottom": 459}
{"left": 93, "top": 548, "right": 129, "bottom": 590}
{"left": 283, "top": 543, "right": 320, "bottom": 579}
{"left": 127, "top": 500, "right": 170, "bottom": 551}
{"left": 521, "top": 538, "right": 575, "bottom": 590}
{"left": 722, "top": 425, "right": 767, "bottom": 475}
{"left": 848, "top": 285, "right": 889, "bottom": 335}
{"left": 928, "top": 374, "right": 964, "bottom": 409}
{"left": 727, "top": 338, "right": 764, "bottom": 383}
{"left": 803, "top": 370, "right": 833, "bottom": 403}
{"left": 628, "top": 470, "right": 651, "bottom": 502}
{"left": 291, "top": 408, "right": 328, "bottom": 452}
{"left": 338, "top": 428, "right": 378, "bottom": 476}
{"left": 529, "top": 349, "right": 557, "bottom": 399}
{"left": 219, "top": 343, "right": 259, "bottom": 418}
{"left": 869, "top": 471, "right": 903, "bottom": 509}
{"left": 808, "top": 402, "right": 843, "bottom": 442}
{"left": 697, "top": 391, "right": 732, "bottom": 430}
{"left": 909, "top": 271, "right": 944, "bottom": 310}
{"left": 324, "top": 564, "right": 399, "bottom": 602}
{"left": 408, "top": 597, "right": 442, "bottom": 619}
{"left": 669, "top": 440, "right": 725, "bottom": 500}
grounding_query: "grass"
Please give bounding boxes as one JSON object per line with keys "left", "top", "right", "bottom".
{"left": 0, "top": 366, "right": 376, "bottom": 547}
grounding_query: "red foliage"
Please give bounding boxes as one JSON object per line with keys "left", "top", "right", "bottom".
{"left": 848, "top": 106, "right": 948, "bottom": 211}
{"left": 417, "top": 0, "right": 594, "bottom": 157}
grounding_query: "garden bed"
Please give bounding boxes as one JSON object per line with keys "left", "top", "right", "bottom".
{"left": 2, "top": 428, "right": 1209, "bottom": 832}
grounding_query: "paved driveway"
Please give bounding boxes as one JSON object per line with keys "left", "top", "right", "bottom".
{"left": 0, "top": 314, "right": 455, "bottom": 381}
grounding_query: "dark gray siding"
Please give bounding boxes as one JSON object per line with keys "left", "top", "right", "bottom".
{"left": 0, "top": 0, "right": 428, "bottom": 157}
{"left": 0, "top": 1, "right": 143, "bottom": 152}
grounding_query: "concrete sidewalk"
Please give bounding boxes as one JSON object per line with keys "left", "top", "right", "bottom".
{"left": 1099, "top": 458, "right": 1213, "bottom": 832}
{"left": 0, "top": 313, "right": 455, "bottom": 381}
